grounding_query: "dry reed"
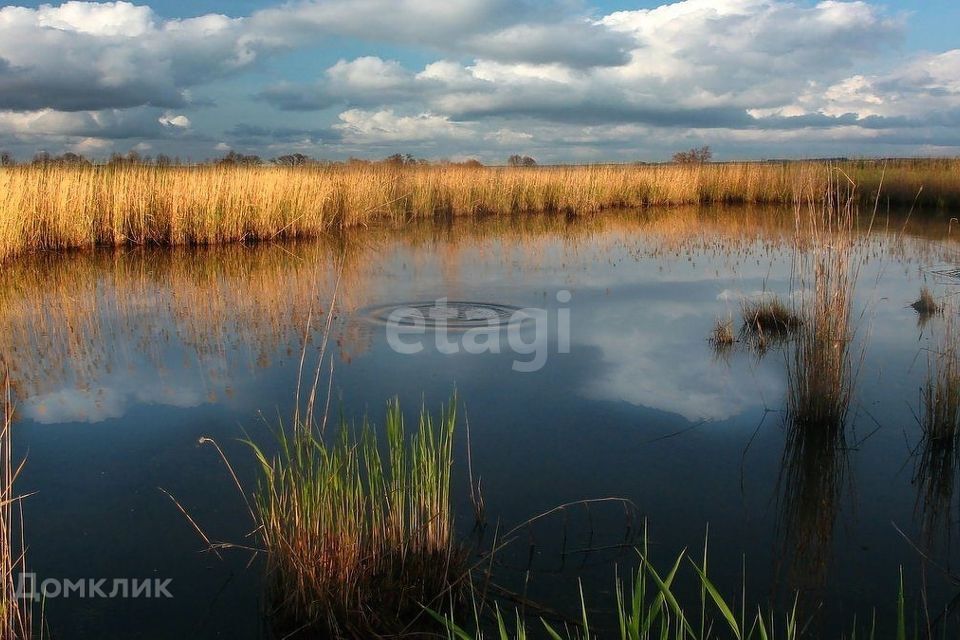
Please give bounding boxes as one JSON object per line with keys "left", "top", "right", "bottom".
{"left": 709, "top": 317, "right": 735, "bottom": 348}
{"left": 1, "top": 373, "right": 31, "bottom": 640}
{"left": 774, "top": 183, "right": 864, "bottom": 591}
{"left": 1, "top": 160, "right": 957, "bottom": 261}
{"left": 785, "top": 182, "right": 861, "bottom": 431}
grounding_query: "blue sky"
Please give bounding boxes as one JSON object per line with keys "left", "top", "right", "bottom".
{"left": 1, "top": 0, "right": 958, "bottom": 162}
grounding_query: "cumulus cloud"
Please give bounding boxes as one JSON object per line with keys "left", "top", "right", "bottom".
{"left": 1, "top": 0, "right": 959, "bottom": 159}
{"left": 0, "top": 0, "right": 631, "bottom": 118}
{"left": 0, "top": 2, "right": 260, "bottom": 112}
{"left": 259, "top": 0, "right": 907, "bottom": 130}
{"left": 0, "top": 106, "right": 189, "bottom": 139}
{"left": 249, "top": 0, "right": 632, "bottom": 68}
{"left": 333, "top": 109, "right": 470, "bottom": 144}
{"left": 780, "top": 50, "right": 960, "bottom": 125}
{"left": 159, "top": 112, "right": 191, "bottom": 128}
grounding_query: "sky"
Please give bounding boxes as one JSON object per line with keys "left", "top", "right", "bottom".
{"left": 0, "top": 0, "right": 958, "bottom": 163}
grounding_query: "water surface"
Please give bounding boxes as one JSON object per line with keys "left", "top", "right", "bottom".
{"left": 3, "top": 206, "right": 960, "bottom": 637}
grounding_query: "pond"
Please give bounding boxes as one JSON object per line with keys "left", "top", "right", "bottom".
{"left": 2, "top": 205, "right": 959, "bottom": 637}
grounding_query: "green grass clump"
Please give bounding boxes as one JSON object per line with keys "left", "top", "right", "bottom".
{"left": 249, "top": 395, "right": 466, "bottom": 637}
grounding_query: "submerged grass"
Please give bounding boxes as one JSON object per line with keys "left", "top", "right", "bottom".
{"left": 247, "top": 396, "right": 466, "bottom": 637}
{"left": 1, "top": 373, "right": 31, "bottom": 640}
{"left": 914, "top": 307, "right": 960, "bottom": 544}
{"left": 0, "top": 159, "right": 958, "bottom": 261}
{"left": 920, "top": 310, "right": 960, "bottom": 445}
{"left": 432, "top": 534, "right": 915, "bottom": 640}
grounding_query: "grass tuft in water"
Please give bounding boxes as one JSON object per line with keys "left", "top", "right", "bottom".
{"left": 710, "top": 318, "right": 735, "bottom": 346}
{"left": 708, "top": 317, "right": 736, "bottom": 357}
{"left": 785, "top": 183, "right": 860, "bottom": 432}
{"left": 247, "top": 395, "right": 467, "bottom": 637}
{"left": 740, "top": 296, "right": 799, "bottom": 338}
{"left": 738, "top": 295, "right": 800, "bottom": 356}
{"left": 911, "top": 287, "right": 942, "bottom": 316}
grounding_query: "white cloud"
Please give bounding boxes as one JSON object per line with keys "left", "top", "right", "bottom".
{"left": 159, "top": 112, "right": 191, "bottom": 128}
{"left": 327, "top": 57, "right": 415, "bottom": 92}
{"left": 249, "top": 0, "right": 632, "bottom": 68}
{"left": 261, "top": 0, "right": 905, "bottom": 130}
{"left": 0, "top": 2, "right": 256, "bottom": 112}
{"left": 1, "top": 0, "right": 959, "bottom": 159}
{"left": 0, "top": 106, "right": 191, "bottom": 140}
{"left": 333, "top": 109, "right": 470, "bottom": 143}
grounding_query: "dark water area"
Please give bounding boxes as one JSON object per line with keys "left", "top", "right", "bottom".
{"left": 3, "top": 206, "right": 960, "bottom": 638}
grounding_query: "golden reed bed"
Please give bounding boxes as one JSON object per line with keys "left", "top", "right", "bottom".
{"left": 0, "top": 159, "right": 957, "bottom": 261}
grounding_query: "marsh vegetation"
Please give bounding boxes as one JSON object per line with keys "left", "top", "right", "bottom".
{"left": 247, "top": 397, "right": 464, "bottom": 636}
{"left": 1, "top": 159, "right": 959, "bottom": 260}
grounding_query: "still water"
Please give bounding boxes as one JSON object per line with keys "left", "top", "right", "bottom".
{"left": 3, "top": 206, "right": 960, "bottom": 638}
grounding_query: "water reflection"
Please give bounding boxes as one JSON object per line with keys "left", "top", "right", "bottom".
{"left": 0, "top": 206, "right": 959, "bottom": 637}
{"left": 777, "top": 417, "right": 850, "bottom": 591}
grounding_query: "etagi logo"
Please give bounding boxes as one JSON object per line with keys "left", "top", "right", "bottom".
{"left": 381, "top": 292, "right": 572, "bottom": 373}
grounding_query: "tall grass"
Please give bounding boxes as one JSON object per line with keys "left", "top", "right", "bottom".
{"left": 785, "top": 183, "right": 861, "bottom": 432}
{"left": 0, "top": 160, "right": 957, "bottom": 261}
{"left": 247, "top": 396, "right": 465, "bottom": 636}
{"left": 777, "top": 181, "right": 863, "bottom": 589}
{"left": 1, "top": 373, "right": 31, "bottom": 640}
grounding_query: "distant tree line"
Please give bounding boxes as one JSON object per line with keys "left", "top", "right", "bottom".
{"left": 0, "top": 149, "right": 543, "bottom": 168}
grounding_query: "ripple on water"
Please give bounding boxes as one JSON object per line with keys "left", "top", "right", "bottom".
{"left": 362, "top": 300, "right": 523, "bottom": 329}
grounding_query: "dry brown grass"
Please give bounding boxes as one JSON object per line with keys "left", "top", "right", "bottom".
{"left": 1, "top": 160, "right": 957, "bottom": 261}
{"left": 709, "top": 317, "right": 735, "bottom": 346}
{"left": 785, "top": 182, "right": 861, "bottom": 432}
{"left": 740, "top": 295, "right": 801, "bottom": 340}
{"left": 911, "top": 286, "right": 942, "bottom": 316}
{"left": 777, "top": 181, "right": 863, "bottom": 589}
